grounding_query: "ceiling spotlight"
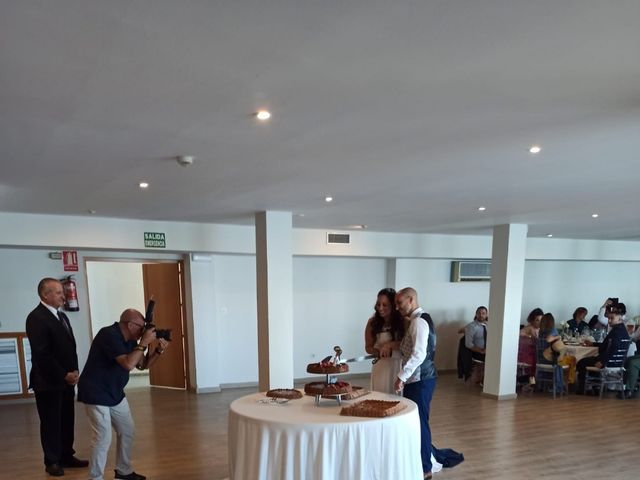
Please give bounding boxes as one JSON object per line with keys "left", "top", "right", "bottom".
{"left": 547, "top": 234, "right": 553, "bottom": 238}
{"left": 591, "top": 213, "right": 599, "bottom": 218}
{"left": 139, "top": 182, "right": 149, "bottom": 189}
{"left": 176, "top": 155, "right": 195, "bottom": 167}
{"left": 477, "top": 206, "right": 486, "bottom": 211}
{"left": 528, "top": 145, "right": 542, "bottom": 154}
{"left": 87, "top": 209, "right": 96, "bottom": 215}
{"left": 325, "top": 196, "right": 333, "bottom": 203}
{"left": 255, "top": 110, "right": 272, "bottom": 121}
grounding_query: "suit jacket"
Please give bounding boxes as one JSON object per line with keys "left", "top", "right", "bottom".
{"left": 25, "top": 303, "right": 79, "bottom": 392}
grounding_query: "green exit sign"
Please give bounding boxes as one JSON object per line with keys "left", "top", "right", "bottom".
{"left": 144, "top": 232, "right": 166, "bottom": 248}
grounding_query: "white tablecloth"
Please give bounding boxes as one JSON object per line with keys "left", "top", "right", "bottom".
{"left": 228, "top": 391, "right": 422, "bottom": 480}
{"left": 565, "top": 345, "right": 599, "bottom": 362}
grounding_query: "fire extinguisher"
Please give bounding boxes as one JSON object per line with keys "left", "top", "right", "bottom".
{"left": 61, "top": 275, "right": 80, "bottom": 312}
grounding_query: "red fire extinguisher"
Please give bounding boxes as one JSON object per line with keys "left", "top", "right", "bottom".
{"left": 61, "top": 275, "right": 80, "bottom": 312}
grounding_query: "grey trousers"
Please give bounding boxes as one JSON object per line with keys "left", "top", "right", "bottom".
{"left": 85, "top": 398, "right": 135, "bottom": 480}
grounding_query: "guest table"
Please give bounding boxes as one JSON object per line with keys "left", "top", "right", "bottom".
{"left": 565, "top": 345, "right": 599, "bottom": 362}
{"left": 228, "top": 390, "right": 422, "bottom": 480}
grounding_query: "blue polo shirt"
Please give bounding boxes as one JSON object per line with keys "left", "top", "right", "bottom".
{"left": 78, "top": 323, "right": 137, "bottom": 406}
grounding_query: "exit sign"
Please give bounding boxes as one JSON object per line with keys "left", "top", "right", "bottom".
{"left": 144, "top": 232, "right": 166, "bottom": 248}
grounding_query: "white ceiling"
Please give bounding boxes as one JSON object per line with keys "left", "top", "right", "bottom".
{"left": 1, "top": 0, "right": 639, "bottom": 240}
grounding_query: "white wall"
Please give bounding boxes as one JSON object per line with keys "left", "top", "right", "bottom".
{"left": 213, "top": 255, "right": 259, "bottom": 385}
{"left": 522, "top": 260, "right": 640, "bottom": 323}
{"left": 396, "top": 259, "right": 491, "bottom": 371}
{"left": 86, "top": 261, "right": 145, "bottom": 337}
{"left": 293, "top": 257, "right": 388, "bottom": 378}
{"left": 85, "top": 261, "right": 147, "bottom": 376}
{"left": 3, "top": 218, "right": 640, "bottom": 392}
{"left": 0, "top": 247, "right": 93, "bottom": 365}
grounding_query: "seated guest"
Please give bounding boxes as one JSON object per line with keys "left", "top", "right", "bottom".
{"left": 520, "top": 308, "right": 543, "bottom": 339}
{"left": 465, "top": 306, "right": 488, "bottom": 361}
{"left": 619, "top": 353, "right": 640, "bottom": 399}
{"left": 517, "top": 308, "right": 543, "bottom": 384}
{"left": 576, "top": 302, "right": 630, "bottom": 394}
{"left": 596, "top": 297, "right": 628, "bottom": 328}
{"left": 537, "top": 313, "right": 566, "bottom": 394}
{"left": 566, "top": 307, "right": 589, "bottom": 335}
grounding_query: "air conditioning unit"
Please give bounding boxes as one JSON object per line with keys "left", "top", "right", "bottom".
{"left": 451, "top": 261, "right": 491, "bottom": 282}
{"left": 326, "top": 233, "right": 351, "bottom": 244}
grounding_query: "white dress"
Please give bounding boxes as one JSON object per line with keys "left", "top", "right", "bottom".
{"left": 370, "top": 328, "right": 403, "bottom": 394}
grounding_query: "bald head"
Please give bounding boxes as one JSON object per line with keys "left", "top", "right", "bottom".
{"left": 396, "top": 287, "right": 420, "bottom": 316}
{"left": 120, "top": 308, "right": 144, "bottom": 324}
{"left": 397, "top": 287, "right": 418, "bottom": 303}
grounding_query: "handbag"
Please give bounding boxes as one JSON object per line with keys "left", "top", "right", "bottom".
{"left": 543, "top": 338, "right": 567, "bottom": 362}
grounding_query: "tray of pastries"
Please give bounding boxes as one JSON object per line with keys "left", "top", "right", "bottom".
{"left": 266, "top": 388, "right": 303, "bottom": 400}
{"left": 304, "top": 381, "right": 352, "bottom": 397}
{"left": 340, "top": 399, "right": 406, "bottom": 418}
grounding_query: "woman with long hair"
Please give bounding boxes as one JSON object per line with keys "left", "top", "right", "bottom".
{"left": 364, "top": 288, "right": 405, "bottom": 394}
{"left": 537, "top": 313, "right": 566, "bottom": 395}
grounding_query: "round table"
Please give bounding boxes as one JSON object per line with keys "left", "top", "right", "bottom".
{"left": 565, "top": 344, "right": 599, "bottom": 362}
{"left": 228, "top": 390, "right": 422, "bottom": 480}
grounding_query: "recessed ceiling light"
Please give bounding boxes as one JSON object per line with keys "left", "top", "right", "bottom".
{"left": 325, "top": 196, "right": 333, "bottom": 203}
{"left": 477, "top": 206, "right": 486, "bottom": 211}
{"left": 255, "top": 110, "right": 271, "bottom": 121}
{"left": 591, "top": 213, "right": 599, "bottom": 218}
{"left": 547, "top": 234, "right": 553, "bottom": 238}
{"left": 295, "top": 213, "right": 305, "bottom": 217}
{"left": 139, "top": 182, "right": 149, "bottom": 189}
{"left": 87, "top": 209, "right": 96, "bottom": 215}
{"left": 528, "top": 145, "right": 542, "bottom": 154}
{"left": 350, "top": 224, "right": 367, "bottom": 229}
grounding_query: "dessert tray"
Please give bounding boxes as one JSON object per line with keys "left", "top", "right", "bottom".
{"left": 266, "top": 388, "right": 303, "bottom": 400}
{"left": 340, "top": 399, "right": 406, "bottom": 418}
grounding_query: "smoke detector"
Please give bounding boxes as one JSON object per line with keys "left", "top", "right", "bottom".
{"left": 176, "top": 155, "right": 195, "bottom": 167}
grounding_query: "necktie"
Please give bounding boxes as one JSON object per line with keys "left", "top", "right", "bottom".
{"left": 483, "top": 324, "right": 487, "bottom": 347}
{"left": 57, "top": 311, "right": 71, "bottom": 335}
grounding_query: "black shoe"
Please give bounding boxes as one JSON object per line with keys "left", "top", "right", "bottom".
{"left": 45, "top": 464, "right": 65, "bottom": 476}
{"left": 61, "top": 456, "right": 88, "bottom": 468}
{"left": 115, "top": 470, "right": 146, "bottom": 480}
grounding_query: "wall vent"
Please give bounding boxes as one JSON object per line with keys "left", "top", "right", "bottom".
{"left": 451, "top": 261, "right": 491, "bottom": 282}
{"left": 326, "top": 233, "right": 351, "bottom": 244}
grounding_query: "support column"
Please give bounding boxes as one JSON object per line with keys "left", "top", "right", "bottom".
{"left": 385, "top": 258, "right": 398, "bottom": 289}
{"left": 255, "top": 211, "right": 294, "bottom": 391}
{"left": 483, "top": 224, "right": 528, "bottom": 400}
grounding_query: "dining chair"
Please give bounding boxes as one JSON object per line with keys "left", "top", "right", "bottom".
{"left": 535, "top": 343, "right": 568, "bottom": 399}
{"left": 584, "top": 338, "right": 631, "bottom": 399}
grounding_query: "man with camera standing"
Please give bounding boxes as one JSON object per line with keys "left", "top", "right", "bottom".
{"left": 78, "top": 309, "right": 170, "bottom": 480}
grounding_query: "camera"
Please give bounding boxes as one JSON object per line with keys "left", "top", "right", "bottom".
{"left": 144, "top": 298, "right": 173, "bottom": 341}
{"left": 605, "top": 298, "right": 626, "bottom": 316}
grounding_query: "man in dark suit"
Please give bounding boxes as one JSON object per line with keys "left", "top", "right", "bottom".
{"left": 26, "top": 277, "right": 88, "bottom": 476}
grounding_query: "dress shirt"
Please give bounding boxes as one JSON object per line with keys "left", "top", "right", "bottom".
{"left": 399, "top": 307, "right": 428, "bottom": 383}
{"left": 465, "top": 320, "right": 486, "bottom": 350}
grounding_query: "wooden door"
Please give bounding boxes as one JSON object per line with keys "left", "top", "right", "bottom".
{"left": 142, "top": 262, "right": 187, "bottom": 389}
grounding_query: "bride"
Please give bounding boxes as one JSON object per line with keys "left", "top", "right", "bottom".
{"left": 364, "top": 288, "right": 405, "bottom": 394}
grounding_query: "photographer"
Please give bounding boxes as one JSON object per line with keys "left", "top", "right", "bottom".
{"left": 78, "top": 309, "right": 170, "bottom": 480}
{"left": 596, "top": 297, "right": 625, "bottom": 328}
